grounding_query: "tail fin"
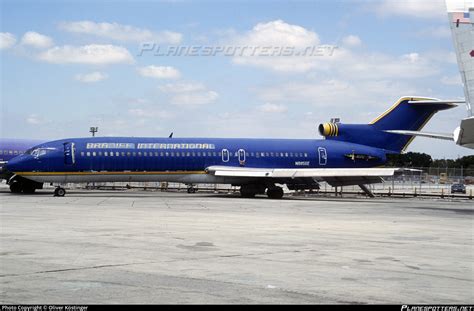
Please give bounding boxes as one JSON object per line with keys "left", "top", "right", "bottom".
{"left": 322, "top": 97, "right": 457, "bottom": 153}
{"left": 446, "top": 0, "right": 473, "bottom": 116}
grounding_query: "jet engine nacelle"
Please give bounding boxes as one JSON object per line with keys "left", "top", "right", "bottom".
{"left": 318, "top": 122, "right": 340, "bottom": 137}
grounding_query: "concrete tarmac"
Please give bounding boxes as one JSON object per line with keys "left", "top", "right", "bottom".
{"left": 0, "top": 189, "right": 473, "bottom": 304}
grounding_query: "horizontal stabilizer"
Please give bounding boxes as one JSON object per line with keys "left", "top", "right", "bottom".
{"left": 407, "top": 100, "right": 463, "bottom": 105}
{"left": 384, "top": 130, "right": 454, "bottom": 141}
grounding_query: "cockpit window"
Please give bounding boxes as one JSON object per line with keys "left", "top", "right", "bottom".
{"left": 26, "top": 147, "right": 57, "bottom": 157}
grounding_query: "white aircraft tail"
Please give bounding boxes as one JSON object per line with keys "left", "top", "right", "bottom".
{"left": 447, "top": 0, "right": 474, "bottom": 116}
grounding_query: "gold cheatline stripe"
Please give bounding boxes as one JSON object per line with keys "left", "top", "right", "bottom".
{"left": 16, "top": 171, "right": 207, "bottom": 176}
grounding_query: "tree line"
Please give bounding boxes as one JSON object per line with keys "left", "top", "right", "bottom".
{"left": 386, "top": 153, "right": 474, "bottom": 169}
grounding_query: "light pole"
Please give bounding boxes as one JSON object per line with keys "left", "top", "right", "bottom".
{"left": 90, "top": 127, "right": 98, "bottom": 137}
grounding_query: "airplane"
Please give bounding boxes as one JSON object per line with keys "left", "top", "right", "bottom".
{"left": 4, "top": 96, "right": 457, "bottom": 198}
{"left": 0, "top": 138, "right": 44, "bottom": 180}
{"left": 388, "top": 0, "right": 474, "bottom": 149}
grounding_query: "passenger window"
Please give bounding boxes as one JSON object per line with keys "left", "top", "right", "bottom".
{"left": 81, "top": 152, "right": 85, "bottom": 156}
{"left": 270, "top": 152, "right": 274, "bottom": 157}
{"left": 138, "top": 152, "right": 142, "bottom": 156}
{"left": 304, "top": 153, "right": 308, "bottom": 157}
{"left": 133, "top": 152, "right": 136, "bottom": 156}
{"left": 126, "top": 152, "right": 131, "bottom": 157}
{"left": 285, "top": 153, "right": 288, "bottom": 157}
{"left": 265, "top": 152, "right": 269, "bottom": 157}
{"left": 261, "top": 152, "right": 265, "bottom": 157}
{"left": 98, "top": 151, "right": 102, "bottom": 156}
{"left": 14, "top": 150, "right": 18, "bottom": 155}
{"left": 160, "top": 152, "right": 164, "bottom": 157}
{"left": 86, "top": 152, "right": 90, "bottom": 156}
{"left": 171, "top": 152, "right": 175, "bottom": 157}
{"left": 104, "top": 152, "right": 108, "bottom": 156}
{"left": 213, "top": 152, "right": 217, "bottom": 157}
{"left": 93, "top": 152, "right": 97, "bottom": 156}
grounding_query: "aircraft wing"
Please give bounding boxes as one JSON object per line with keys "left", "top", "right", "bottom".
{"left": 206, "top": 166, "right": 405, "bottom": 187}
{"left": 384, "top": 130, "right": 454, "bottom": 141}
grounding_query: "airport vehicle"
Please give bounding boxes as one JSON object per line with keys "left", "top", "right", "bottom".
{"left": 389, "top": 1, "right": 474, "bottom": 149}
{"left": 451, "top": 183, "right": 466, "bottom": 194}
{"left": 5, "top": 97, "right": 457, "bottom": 198}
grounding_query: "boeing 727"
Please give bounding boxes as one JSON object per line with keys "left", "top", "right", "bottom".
{"left": 5, "top": 97, "right": 457, "bottom": 198}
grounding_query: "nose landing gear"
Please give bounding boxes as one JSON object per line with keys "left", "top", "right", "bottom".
{"left": 53, "top": 187, "right": 66, "bottom": 197}
{"left": 187, "top": 185, "right": 197, "bottom": 193}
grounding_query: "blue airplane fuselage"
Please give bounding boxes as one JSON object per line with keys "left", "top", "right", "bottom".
{"left": 7, "top": 136, "right": 387, "bottom": 176}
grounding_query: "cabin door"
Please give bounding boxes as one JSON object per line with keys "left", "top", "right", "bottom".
{"left": 222, "top": 149, "right": 230, "bottom": 163}
{"left": 238, "top": 149, "right": 246, "bottom": 166}
{"left": 64, "top": 142, "right": 76, "bottom": 165}
{"left": 318, "top": 147, "right": 327, "bottom": 166}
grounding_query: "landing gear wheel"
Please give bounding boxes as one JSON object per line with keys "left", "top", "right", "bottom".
{"left": 267, "top": 187, "right": 284, "bottom": 199}
{"left": 187, "top": 187, "right": 196, "bottom": 194}
{"left": 22, "top": 185, "right": 36, "bottom": 194}
{"left": 9, "top": 181, "right": 22, "bottom": 194}
{"left": 54, "top": 187, "right": 66, "bottom": 197}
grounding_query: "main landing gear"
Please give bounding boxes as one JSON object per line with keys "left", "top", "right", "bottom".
{"left": 8, "top": 177, "right": 43, "bottom": 194}
{"left": 266, "top": 187, "right": 284, "bottom": 199}
{"left": 53, "top": 187, "right": 66, "bottom": 197}
{"left": 239, "top": 184, "right": 284, "bottom": 199}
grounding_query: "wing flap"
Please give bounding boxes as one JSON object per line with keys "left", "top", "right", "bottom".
{"left": 207, "top": 166, "right": 400, "bottom": 178}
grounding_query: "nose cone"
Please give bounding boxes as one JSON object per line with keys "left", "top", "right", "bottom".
{"left": 5, "top": 155, "right": 29, "bottom": 172}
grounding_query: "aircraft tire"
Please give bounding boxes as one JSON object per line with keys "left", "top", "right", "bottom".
{"left": 54, "top": 187, "right": 66, "bottom": 197}
{"left": 22, "top": 185, "right": 36, "bottom": 194}
{"left": 10, "top": 181, "right": 22, "bottom": 194}
{"left": 267, "top": 187, "right": 284, "bottom": 199}
{"left": 240, "top": 185, "right": 257, "bottom": 198}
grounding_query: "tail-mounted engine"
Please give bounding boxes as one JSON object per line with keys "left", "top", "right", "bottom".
{"left": 318, "top": 122, "right": 339, "bottom": 137}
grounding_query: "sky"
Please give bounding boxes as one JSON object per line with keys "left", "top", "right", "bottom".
{"left": 1, "top": 0, "right": 473, "bottom": 159}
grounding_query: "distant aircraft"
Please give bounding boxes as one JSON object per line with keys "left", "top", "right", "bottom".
{"left": 5, "top": 97, "right": 457, "bottom": 197}
{"left": 388, "top": 0, "right": 474, "bottom": 149}
{"left": 0, "top": 138, "right": 44, "bottom": 180}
